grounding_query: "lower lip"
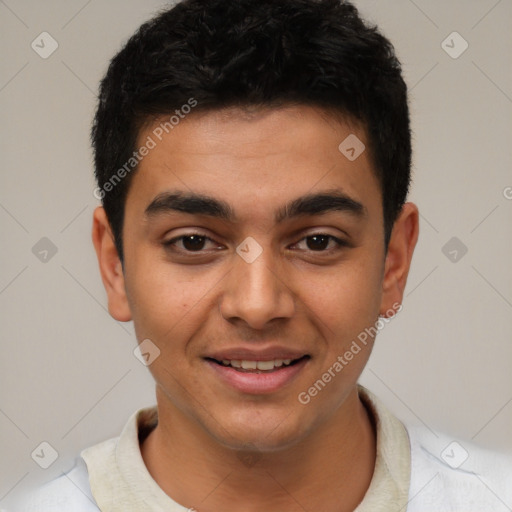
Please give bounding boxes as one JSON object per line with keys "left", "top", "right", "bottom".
{"left": 206, "top": 358, "right": 309, "bottom": 394}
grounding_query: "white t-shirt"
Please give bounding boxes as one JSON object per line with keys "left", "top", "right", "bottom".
{"left": 13, "top": 387, "right": 512, "bottom": 511}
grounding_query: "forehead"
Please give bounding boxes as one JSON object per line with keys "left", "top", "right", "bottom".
{"left": 126, "top": 105, "right": 381, "bottom": 223}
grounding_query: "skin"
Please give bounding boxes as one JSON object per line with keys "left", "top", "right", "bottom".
{"left": 92, "top": 105, "right": 419, "bottom": 512}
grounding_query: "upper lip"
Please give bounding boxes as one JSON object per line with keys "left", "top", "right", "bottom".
{"left": 206, "top": 347, "right": 309, "bottom": 362}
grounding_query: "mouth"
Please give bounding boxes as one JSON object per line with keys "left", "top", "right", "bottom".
{"left": 204, "top": 355, "right": 311, "bottom": 394}
{"left": 206, "top": 356, "right": 309, "bottom": 373}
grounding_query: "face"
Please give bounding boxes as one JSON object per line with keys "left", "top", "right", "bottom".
{"left": 93, "top": 105, "right": 417, "bottom": 452}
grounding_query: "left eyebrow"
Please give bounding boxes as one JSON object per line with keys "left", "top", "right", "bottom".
{"left": 144, "top": 189, "right": 366, "bottom": 223}
{"left": 274, "top": 190, "right": 367, "bottom": 223}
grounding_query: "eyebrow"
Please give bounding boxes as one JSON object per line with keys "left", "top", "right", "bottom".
{"left": 144, "top": 189, "right": 366, "bottom": 223}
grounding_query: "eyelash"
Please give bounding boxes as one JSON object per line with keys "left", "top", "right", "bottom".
{"left": 163, "top": 232, "right": 348, "bottom": 255}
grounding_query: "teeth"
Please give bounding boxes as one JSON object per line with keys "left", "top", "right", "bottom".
{"left": 241, "top": 360, "right": 257, "bottom": 370}
{"left": 219, "top": 358, "right": 297, "bottom": 370}
{"left": 256, "top": 360, "right": 275, "bottom": 371}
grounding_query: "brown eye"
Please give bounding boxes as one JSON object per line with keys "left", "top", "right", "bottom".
{"left": 290, "top": 233, "right": 347, "bottom": 254}
{"left": 306, "top": 235, "right": 330, "bottom": 251}
{"left": 181, "top": 235, "right": 207, "bottom": 251}
{"left": 163, "top": 232, "right": 223, "bottom": 254}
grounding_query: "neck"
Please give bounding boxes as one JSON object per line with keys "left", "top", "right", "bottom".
{"left": 141, "top": 386, "right": 376, "bottom": 512}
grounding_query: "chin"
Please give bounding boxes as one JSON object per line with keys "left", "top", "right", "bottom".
{"left": 211, "top": 411, "right": 312, "bottom": 453}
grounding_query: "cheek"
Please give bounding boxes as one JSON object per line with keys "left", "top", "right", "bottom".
{"left": 124, "top": 263, "right": 199, "bottom": 337}
{"left": 297, "top": 257, "right": 383, "bottom": 337}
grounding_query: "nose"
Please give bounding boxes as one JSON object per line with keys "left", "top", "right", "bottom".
{"left": 219, "top": 247, "right": 295, "bottom": 330}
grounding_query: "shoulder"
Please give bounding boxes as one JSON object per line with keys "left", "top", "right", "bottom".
{"left": 406, "top": 425, "right": 512, "bottom": 511}
{"left": 12, "top": 457, "right": 99, "bottom": 512}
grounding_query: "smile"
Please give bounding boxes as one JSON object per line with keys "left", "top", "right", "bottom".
{"left": 217, "top": 358, "right": 299, "bottom": 372}
{"left": 205, "top": 356, "right": 310, "bottom": 393}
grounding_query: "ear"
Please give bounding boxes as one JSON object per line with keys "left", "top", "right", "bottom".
{"left": 379, "top": 202, "right": 419, "bottom": 316}
{"left": 92, "top": 206, "right": 132, "bottom": 322}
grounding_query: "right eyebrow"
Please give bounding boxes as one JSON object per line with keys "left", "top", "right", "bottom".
{"left": 144, "top": 192, "right": 235, "bottom": 221}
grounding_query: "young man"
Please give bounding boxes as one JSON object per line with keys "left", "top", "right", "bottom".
{"left": 18, "top": 0, "right": 512, "bottom": 510}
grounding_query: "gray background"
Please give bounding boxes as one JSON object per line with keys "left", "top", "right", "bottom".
{"left": 1, "top": 0, "right": 511, "bottom": 506}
